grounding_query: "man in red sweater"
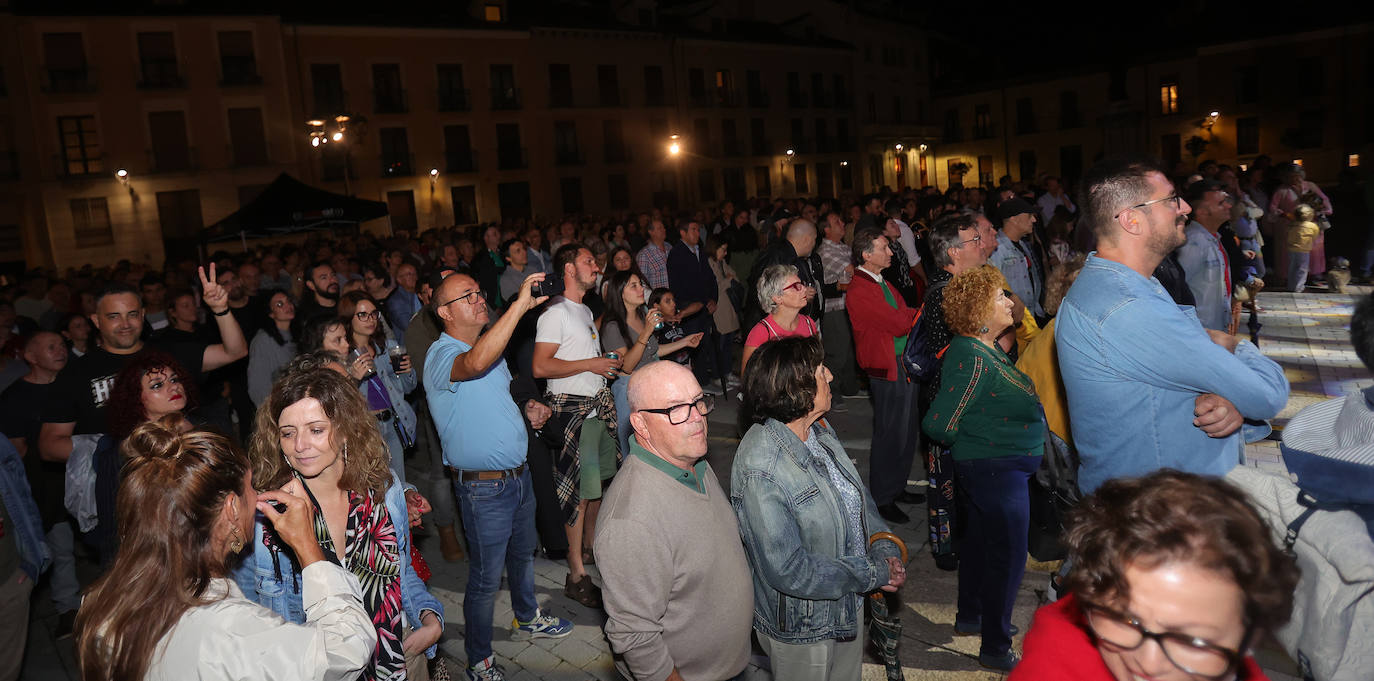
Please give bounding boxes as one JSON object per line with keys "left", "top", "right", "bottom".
{"left": 847, "top": 227, "right": 923, "bottom": 523}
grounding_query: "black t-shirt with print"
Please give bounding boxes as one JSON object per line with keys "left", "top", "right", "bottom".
{"left": 42, "top": 341, "right": 207, "bottom": 435}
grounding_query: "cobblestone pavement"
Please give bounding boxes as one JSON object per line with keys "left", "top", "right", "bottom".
{"left": 19, "top": 288, "right": 1367, "bottom": 680}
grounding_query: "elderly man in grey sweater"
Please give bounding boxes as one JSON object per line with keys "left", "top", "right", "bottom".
{"left": 594, "top": 361, "right": 754, "bottom": 681}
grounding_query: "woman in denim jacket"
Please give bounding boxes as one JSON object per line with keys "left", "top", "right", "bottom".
{"left": 732, "top": 337, "right": 906, "bottom": 681}
{"left": 233, "top": 358, "right": 443, "bottom": 680}
{"left": 339, "top": 291, "right": 419, "bottom": 486}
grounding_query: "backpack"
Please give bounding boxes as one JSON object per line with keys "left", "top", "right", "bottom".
{"left": 901, "top": 279, "right": 950, "bottom": 381}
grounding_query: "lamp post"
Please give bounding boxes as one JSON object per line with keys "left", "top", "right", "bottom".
{"left": 307, "top": 114, "right": 362, "bottom": 196}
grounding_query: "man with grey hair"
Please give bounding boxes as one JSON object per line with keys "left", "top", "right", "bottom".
{"left": 595, "top": 361, "right": 753, "bottom": 681}
{"left": 745, "top": 218, "right": 822, "bottom": 329}
{"left": 1057, "top": 155, "right": 1288, "bottom": 495}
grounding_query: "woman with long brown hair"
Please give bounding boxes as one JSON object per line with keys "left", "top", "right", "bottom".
{"left": 236, "top": 365, "right": 443, "bottom": 681}
{"left": 74, "top": 416, "right": 376, "bottom": 681}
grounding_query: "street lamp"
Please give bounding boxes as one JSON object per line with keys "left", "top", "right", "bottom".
{"left": 307, "top": 114, "right": 364, "bottom": 196}
{"left": 895, "top": 143, "right": 903, "bottom": 151}
{"left": 429, "top": 168, "right": 440, "bottom": 185}
{"left": 785, "top": 148, "right": 795, "bottom": 158}
{"left": 668, "top": 134, "right": 681, "bottom": 156}
{"left": 918, "top": 143, "right": 928, "bottom": 153}
{"left": 115, "top": 168, "right": 129, "bottom": 184}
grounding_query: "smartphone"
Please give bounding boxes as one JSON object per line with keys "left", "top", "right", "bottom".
{"left": 534, "top": 277, "right": 560, "bottom": 298}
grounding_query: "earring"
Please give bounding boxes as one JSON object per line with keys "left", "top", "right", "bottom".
{"left": 228, "top": 525, "right": 245, "bottom": 554}
{"left": 342, "top": 441, "right": 348, "bottom": 463}
{"left": 979, "top": 326, "right": 989, "bottom": 334}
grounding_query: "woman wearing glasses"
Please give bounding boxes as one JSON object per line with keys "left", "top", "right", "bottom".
{"left": 1011, "top": 470, "right": 1298, "bottom": 681}
{"left": 339, "top": 291, "right": 417, "bottom": 485}
{"left": 740, "top": 264, "right": 818, "bottom": 375}
{"left": 732, "top": 337, "right": 905, "bottom": 681}
{"left": 248, "top": 290, "right": 298, "bottom": 406}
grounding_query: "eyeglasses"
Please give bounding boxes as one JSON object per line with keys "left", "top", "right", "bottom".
{"left": 637, "top": 394, "right": 716, "bottom": 425}
{"left": 957, "top": 234, "right": 982, "bottom": 248}
{"left": 783, "top": 280, "right": 808, "bottom": 293}
{"left": 1082, "top": 603, "right": 1249, "bottom": 680}
{"left": 1114, "top": 193, "right": 1184, "bottom": 219}
{"left": 440, "top": 290, "right": 489, "bottom": 307}
{"left": 354, "top": 309, "right": 381, "bottom": 321}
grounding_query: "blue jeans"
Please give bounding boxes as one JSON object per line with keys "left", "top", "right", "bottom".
{"left": 454, "top": 468, "right": 539, "bottom": 665}
{"left": 953, "top": 454, "right": 1041, "bottom": 657}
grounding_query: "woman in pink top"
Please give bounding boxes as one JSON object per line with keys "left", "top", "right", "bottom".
{"left": 1269, "top": 163, "right": 1333, "bottom": 283}
{"left": 741, "top": 264, "right": 819, "bottom": 374}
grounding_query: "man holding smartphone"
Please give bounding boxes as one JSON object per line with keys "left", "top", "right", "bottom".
{"left": 426, "top": 270, "right": 574, "bottom": 681}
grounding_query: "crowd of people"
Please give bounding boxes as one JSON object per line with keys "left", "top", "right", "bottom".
{"left": 0, "top": 149, "right": 1358, "bottom": 681}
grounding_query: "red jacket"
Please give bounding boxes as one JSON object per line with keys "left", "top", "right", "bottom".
{"left": 1011, "top": 595, "right": 1271, "bottom": 681}
{"left": 845, "top": 271, "right": 917, "bottom": 382}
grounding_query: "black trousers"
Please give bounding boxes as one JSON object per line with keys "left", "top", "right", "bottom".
{"left": 868, "top": 363, "right": 921, "bottom": 506}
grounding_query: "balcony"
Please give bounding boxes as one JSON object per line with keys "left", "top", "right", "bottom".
{"left": 491, "top": 87, "right": 522, "bottom": 110}
{"left": 554, "top": 148, "right": 585, "bottom": 166}
{"left": 138, "top": 59, "right": 186, "bottom": 89}
{"left": 597, "top": 87, "right": 627, "bottom": 107}
{"left": 380, "top": 153, "right": 414, "bottom": 177}
{"left": 445, "top": 150, "right": 477, "bottom": 173}
{"left": 787, "top": 91, "right": 808, "bottom": 108}
{"left": 811, "top": 90, "right": 831, "bottom": 108}
{"left": 43, "top": 66, "right": 97, "bottom": 94}
{"left": 147, "top": 146, "right": 198, "bottom": 174}
{"left": 311, "top": 89, "right": 349, "bottom": 118}
{"left": 0, "top": 152, "right": 19, "bottom": 181}
{"left": 717, "top": 89, "right": 741, "bottom": 108}
{"left": 374, "top": 88, "right": 408, "bottom": 114}
{"left": 688, "top": 91, "right": 715, "bottom": 108}
{"left": 747, "top": 89, "right": 770, "bottom": 108}
{"left": 604, "top": 144, "right": 631, "bottom": 164}
{"left": 437, "top": 88, "right": 470, "bottom": 112}
{"left": 497, "top": 146, "right": 527, "bottom": 170}
{"left": 53, "top": 153, "right": 106, "bottom": 179}
{"left": 549, "top": 88, "right": 575, "bottom": 108}
{"left": 220, "top": 56, "right": 261, "bottom": 86}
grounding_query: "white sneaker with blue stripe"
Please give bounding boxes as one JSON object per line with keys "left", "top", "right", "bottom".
{"left": 510, "top": 609, "right": 574, "bottom": 641}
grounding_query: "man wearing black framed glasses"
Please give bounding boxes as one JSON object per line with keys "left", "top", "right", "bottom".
{"left": 594, "top": 360, "right": 753, "bottom": 681}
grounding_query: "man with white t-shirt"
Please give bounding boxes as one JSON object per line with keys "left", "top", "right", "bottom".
{"left": 532, "top": 244, "right": 623, "bottom": 608}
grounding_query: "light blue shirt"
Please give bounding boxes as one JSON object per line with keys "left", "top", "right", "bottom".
{"left": 1055, "top": 254, "right": 1289, "bottom": 493}
{"left": 1175, "top": 221, "right": 1231, "bottom": 332}
{"left": 424, "top": 333, "right": 527, "bottom": 471}
{"left": 991, "top": 230, "right": 1045, "bottom": 319}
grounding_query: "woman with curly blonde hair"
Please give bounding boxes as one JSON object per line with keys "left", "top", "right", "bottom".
{"left": 234, "top": 366, "right": 445, "bottom": 681}
{"left": 921, "top": 266, "right": 1045, "bottom": 672}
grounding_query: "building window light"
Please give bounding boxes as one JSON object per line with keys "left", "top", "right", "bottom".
{"left": 484, "top": 4, "right": 503, "bottom": 22}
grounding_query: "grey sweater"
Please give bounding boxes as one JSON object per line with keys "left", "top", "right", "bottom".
{"left": 594, "top": 453, "right": 754, "bottom": 681}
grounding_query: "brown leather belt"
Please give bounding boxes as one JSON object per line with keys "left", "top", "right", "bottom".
{"left": 451, "top": 463, "right": 527, "bottom": 482}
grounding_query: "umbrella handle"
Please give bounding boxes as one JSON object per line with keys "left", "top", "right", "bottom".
{"left": 868, "top": 531, "right": 909, "bottom": 564}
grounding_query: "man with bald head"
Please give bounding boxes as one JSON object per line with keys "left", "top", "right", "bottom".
{"left": 595, "top": 362, "right": 753, "bottom": 681}
{"left": 745, "top": 217, "right": 823, "bottom": 328}
{"left": 424, "top": 270, "right": 574, "bottom": 680}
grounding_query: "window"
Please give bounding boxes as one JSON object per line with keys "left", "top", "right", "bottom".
{"left": 597, "top": 65, "right": 620, "bottom": 106}
{"left": 723, "top": 167, "right": 745, "bottom": 200}
{"left": 698, "top": 169, "right": 717, "bottom": 201}
{"left": 218, "top": 31, "right": 258, "bottom": 85}
{"left": 1233, "top": 65, "right": 1258, "bottom": 105}
{"left": 688, "top": 68, "right": 707, "bottom": 106}
{"left": 372, "top": 64, "right": 405, "bottom": 113}
{"left": 813, "top": 119, "right": 829, "bottom": 153}
{"left": 554, "top": 121, "right": 581, "bottom": 165}
{"left": 137, "top": 32, "right": 181, "bottom": 88}
{"left": 43, "top": 33, "right": 92, "bottom": 93}
{"left": 892, "top": 96, "right": 903, "bottom": 125}
{"left": 310, "top": 64, "right": 345, "bottom": 116}
{"left": 560, "top": 177, "right": 584, "bottom": 213}
{"left": 1236, "top": 117, "right": 1260, "bottom": 155}
{"left": 155, "top": 190, "right": 203, "bottom": 240}
{"left": 148, "top": 111, "right": 191, "bottom": 172}
{"left": 721, "top": 119, "right": 741, "bottom": 157}
{"left": 1298, "top": 57, "right": 1324, "bottom": 93}
{"left": 837, "top": 118, "right": 851, "bottom": 150}
{"left": 496, "top": 123, "right": 524, "bottom": 169}
{"left": 973, "top": 104, "right": 992, "bottom": 139}
{"left": 1159, "top": 79, "right": 1179, "bottom": 114}
{"left": 946, "top": 158, "right": 965, "bottom": 186}
{"left": 716, "top": 69, "right": 736, "bottom": 106}
{"left": 810, "top": 73, "right": 826, "bottom": 107}
{"left": 1015, "top": 98, "right": 1035, "bottom": 135}
{"left": 443, "top": 125, "right": 474, "bottom": 172}
{"left": 57, "top": 115, "right": 101, "bottom": 176}
{"left": 498, "top": 181, "right": 531, "bottom": 219}
{"left": 379, "top": 128, "right": 412, "bottom": 176}
{"left": 451, "top": 186, "right": 478, "bottom": 223}
{"left": 815, "top": 162, "right": 832, "bottom": 197}
{"left": 483, "top": 3, "right": 503, "bottom": 22}
{"left": 755, "top": 165, "right": 771, "bottom": 196}
{"left": 638, "top": 8, "right": 653, "bottom": 26}
{"left": 490, "top": 64, "right": 519, "bottom": 110}
{"left": 790, "top": 118, "right": 805, "bottom": 153}
{"left": 1059, "top": 91, "right": 1081, "bottom": 129}
{"left": 693, "top": 118, "right": 711, "bottom": 156}
{"left": 1160, "top": 133, "right": 1181, "bottom": 167}
{"left": 1059, "top": 145, "right": 1082, "bottom": 185}
{"left": 867, "top": 93, "right": 877, "bottom": 124}
{"left": 1298, "top": 110, "right": 1325, "bottom": 148}
{"left": 793, "top": 164, "right": 808, "bottom": 194}
{"left": 943, "top": 109, "right": 962, "bottom": 142}
{"left": 604, "top": 120, "right": 628, "bottom": 163}
{"left": 437, "top": 64, "right": 468, "bottom": 111}
{"left": 227, "top": 108, "right": 268, "bottom": 166}
{"left": 70, "top": 197, "right": 112, "bottom": 247}
{"left": 548, "top": 64, "right": 573, "bottom": 108}
{"left": 750, "top": 118, "right": 769, "bottom": 155}
{"left": 644, "top": 66, "right": 666, "bottom": 106}
{"left": 787, "top": 72, "right": 805, "bottom": 108}
{"left": 978, "top": 155, "right": 994, "bottom": 186}
{"left": 1350, "top": 154, "right": 1361, "bottom": 168}
{"left": 1018, "top": 150, "right": 1037, "bottom": 182}
{"left": 832, "top": 74, "right": 847, "bottom": 107}
{"left": 386, "top": 191, "right": 417, "bottom": 231}
{"left": 746, "top": 70, "right": 766, "bottom": 107}
{"left": 607, "top": 174, "right": 629, "bottom": 208}
{"left": 839, "top": 162, "right": 853, "bottom": 191}
{"left": 870, "top": 155, "right": 883, "bottom": 187}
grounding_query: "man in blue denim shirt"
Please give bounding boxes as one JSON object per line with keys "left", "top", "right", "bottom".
{"left": 1057, "top": 156, "right": 1290, "bottom": 494}
{"left": 990, "top": 198, "right": 1046, "bottom": 321}
{"left": 0, "top": 437, "right": 50, "bottom": 681}
{"left": 1176, "top": 180, "right": 1235, "bottom": 332}
{"left": 426, "top": 270, "right": 573, "bottom": 681}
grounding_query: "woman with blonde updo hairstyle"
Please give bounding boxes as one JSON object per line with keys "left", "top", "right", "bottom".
{"left": 236, "top": 366, "right": 445, "bottom": 681}
{"left": 921, "top": 266, "right": 1046, "bottom": 672}
{"left": 74, "top": 415, "right": 376, "bottom": 681}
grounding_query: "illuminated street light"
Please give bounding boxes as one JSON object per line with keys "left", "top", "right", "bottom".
{"left": 918, "top": 143, "right": 928, "bottom": 153}
{"left": 668, "top": 134, "right": 681, "bottom": 156}
{"left": 785, "top": 148, "right": 795, "bottom": 157}
{"left": 840, "top": 160, "right": 849, "bottom": 166}
{"left": 311, "top": 137, "right": 321, "bottom": 147}
{"left": 895, "top": 143, "right": 903, "bottom": 151}
{"left": 115, "top": 168, "right": 129, "bottom": 183}
{"left": 332, "top": 132, "right": 344, "bottom": 142}
{"left": 429, "top": 168, "right": 440, "bottom": 184}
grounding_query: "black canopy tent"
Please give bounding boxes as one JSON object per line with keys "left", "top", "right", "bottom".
{"left": 202, "top": 173, "right": 389, "bottom": 245}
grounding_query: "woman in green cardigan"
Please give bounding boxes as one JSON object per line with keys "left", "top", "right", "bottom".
{"left": 922, "top": 266, "right": 1045, "bottom": 672}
